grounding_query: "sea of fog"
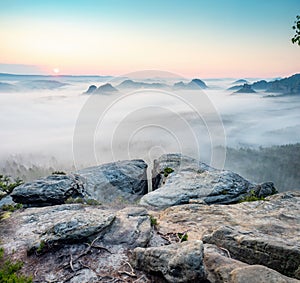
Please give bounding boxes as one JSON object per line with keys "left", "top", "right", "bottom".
{"left": 1, "top": 77, "right": 300, "bottom": 184}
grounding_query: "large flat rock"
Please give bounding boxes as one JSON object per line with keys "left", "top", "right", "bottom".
{"left": 77, "top": 159, "right": 148, "bottom": 203}
{"left": 11, "top": 159, "right": 148, "bottom": 206}
{"left": 157, "top": 191, "right": 300, "bottom": 280}
{"left": 140, "top": 153, "right": 276, "bottom": 208}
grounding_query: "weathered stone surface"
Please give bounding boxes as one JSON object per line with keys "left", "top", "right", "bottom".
{"left": 157, "top": 191, "right": 300, "bottom": 279}
{"left": 230, "top": 265, "right": 300, "bottom": 283}
{"left": 203, "top": 225, "right": 300, "bottom": 279}
{"left": 0, "top": 204, "right": 115, "bottom": 256}
{"left": 132, "top": 240, "right": 207, "bottom": 283}
{"left": 204, "top": 243, "right": 247, "bottom": 282}
{"left": 11, "top": 159, "right": 148, "bottom": 206}
{"left": 69, "top": 268, "right": 98, "bottom": 283}
{"left": 77, "top": 159, "right": 148, "bottom": 203}
{"left": 101, "top": 206, "right": 152, "bottom": 248}
{"left": 11, "top": 174, "right": 85, "bottom": 206}
{"left": 204, "top": 244, "right": 299, "bottom": 283}
{"left": 141, "top": 153, "right": 276, "bottom": 208}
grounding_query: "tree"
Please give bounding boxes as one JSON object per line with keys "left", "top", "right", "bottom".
{"left": 292, "top": 15, "right": 300, "bottom": 45}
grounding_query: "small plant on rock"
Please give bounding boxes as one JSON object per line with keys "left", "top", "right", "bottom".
{"left": 0, "top": 247, "right": 32, "bottom": 282}
{"left": 177, "top": 232, "right": 188, "bottom": 242}
{"left": 0, "top": 175, "right": 23, "bottom": 197}
{"left": 1, "top": 203, "right": 23, "bottom": 212}
{"left": 150, "top": 215, "right": 158, "bottom": 227}
{"left": 239, "top": 190, "right": 265, "bottom": 203}
{"left": 51, "top": 171, "right": 66, "bottom": 175}
{"left": 163, "top": 167, "right": 174, "bottom": 177}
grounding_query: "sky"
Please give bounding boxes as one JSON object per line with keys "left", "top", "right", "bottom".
{"left": 0, "top": 0, "right": 299, "bottom": 78}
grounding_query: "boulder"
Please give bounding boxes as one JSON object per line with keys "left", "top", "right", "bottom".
{"left": 230, "top": 265, "right": 299, "bottom": 283}
{"left": 77, "top": 159, "right": 148, "bottom": 203}
{"left": 204, "top": 244, "right": 299, "bottom": 283}
{"left": 100, "top": 206, "right": 152, "bottom": 248}
{"left": 140, "top": 153, "right": 276, "bottom": 208}
{"left": 203, "top": 225, "right": 300, "bottom": 279}
{"left": 11, "top": 174, "right": 86, "bottom": 206}
{"left": 132, "top": 240, "right": 207, "bottom": 283}
{"left": 11, "top": 159, "right": 148, "bottom": 206}
{"left": 157, "top": 192, "right": 300, "bottom": 279}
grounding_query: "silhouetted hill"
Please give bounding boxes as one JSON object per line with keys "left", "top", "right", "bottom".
{"left": 234, "top": 84, "right": 256, "bottom": 93}
{"left": 117, "top": 79, "right": 168, "bottom": 89}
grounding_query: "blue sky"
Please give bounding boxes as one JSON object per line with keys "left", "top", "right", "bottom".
{"left": 0, "top": 0, "right": 299, "bottom": 77}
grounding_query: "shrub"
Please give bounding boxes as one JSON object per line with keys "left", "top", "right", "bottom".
{"left": 1, "top": 204, "right": 23, "bottom": 212}
{"left": 177, "top": 232, "right": 188, "bottom": 242}
{"left": 163, "top": 167, "right": 174, "bottom": 177}
{"left": 51, "top": 171, "right": 66, "bottom": 175}
{"left": 149, "top": 215, "right": 158, "bottom": 226}
{"left": 0, "top": 247, "right": 32, "bottom": 283}
{"left": 239, "top": 190, "right": 265, "bottom": 203}
{"left": 0, "top": 175, "right": 23, "bottom": 196}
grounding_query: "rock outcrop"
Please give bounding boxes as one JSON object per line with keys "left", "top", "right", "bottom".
{"left": 11, "top": 159, "right": 148, "bottom": 206}
{"left": 204, "top": 244, "right": 299, "bottom": 283}
{"left": 140, "top": 153, "right": 276, "bottom": 208}
{"left": 157, "top": 191, "right": 300, "bottom": 280}
{"left": 11, "top": 174, "right": 86, "bottom": 206}
{"left": 77, "top": 159, "right": 148, "bottom": 203}
{"left": 203, "top": 225, "right": 300, "bottom": 279}
{"left": 132, "top": 240, "right": 207, "bottom": 283}
{"left": 1, "top": 156, "right": 299, "bottom": 282}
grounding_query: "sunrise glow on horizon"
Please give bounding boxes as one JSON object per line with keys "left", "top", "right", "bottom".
{"left": 0, "top": 0, "right": 299, "bottom": 78}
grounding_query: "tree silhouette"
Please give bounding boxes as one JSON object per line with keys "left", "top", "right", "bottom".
{"left": 292, "top": 15, "right": 300, "bottom": 45}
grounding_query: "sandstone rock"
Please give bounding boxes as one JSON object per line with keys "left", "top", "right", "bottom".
{"left": 100, "top": 206, "right": 152, "bottom": 248}
{"left": 77, "top": 159, "right": 148, "bottom": 203}
{"left": 204, "top": 244, "right": 299, "bottom": 283}
{"left": 11, "top": 174, "right": 85, "bottom": 206}
{"left": 69, "top": 268, "right": 98, "bottom": 283}
{"left": 204, "top": 243, "right": 247, "bottom": 282}
{"left": 230, "top": 265, "right": 300, "bottom": 283}
{"left": 132, "top": 240, "right": 207, "bottom": 283}
{"left": 157, "top": 192, "right": 300, "bottom": 279}
{"left": 141, "top": 153, "right": 276, "bottom": 208}
{"left": 11, "top": 159, "right": 148, "bottom": 206}
{"left": 203, "top": 225, "right": 300, "bottom": 279}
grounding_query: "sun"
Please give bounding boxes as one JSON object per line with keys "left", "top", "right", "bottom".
{"left": 53, "top": 68, "right": 60, "bottom": 74}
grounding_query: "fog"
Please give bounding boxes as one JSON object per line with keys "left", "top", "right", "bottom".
{"left": 1, "top": 75, "right": 300, "bottom": 189}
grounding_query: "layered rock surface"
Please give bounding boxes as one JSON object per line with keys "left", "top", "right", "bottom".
{"left": 11, "top": 159, "right": 148, "bottom": 206}
{"left": 1, "top": 155, "right": 299, "bottom": 282}
{"left": 141, "top": 153, "right": 276, "bottom": 208}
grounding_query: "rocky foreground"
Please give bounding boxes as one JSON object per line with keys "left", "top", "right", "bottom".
{"left": 0, "top": 154, "right": 299, "bottom": 283}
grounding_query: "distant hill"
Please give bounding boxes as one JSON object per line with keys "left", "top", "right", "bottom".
{"left": 234, "top": 84, "right": 256, "bottom": 94}
{"left": 94, "top": 83, "right": 118, "bottom": 94}
{"left": 228, "top": 74, "right": 300, "bottom": 95}
{"left": 84, "top": 83, "right": 118, "bottom": 94}
{"left": 232, "top": 79, "right": 249, "bottom": 85}
{"left": 0, "top": 73, "right": 112, "bottom": 83}
{"left": 173, "top": 78, "right": 208, "bottom": 90}
{"left": 20, "top": 80, "right": 68, "bottom": 90}
{"left": 0, "top": 82, "right": 18, "bottom": 92}
{"left": 266, "top": 74, "right": 300, "bottom": 95}
{"left": 227, "top": 85, "right": 243, "bottom": 91}
{"left": 117, "top": 79, "right": 168, "bottom": 89}
{"left": 84, "top": 85, "right": 97, "bottom": 94}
